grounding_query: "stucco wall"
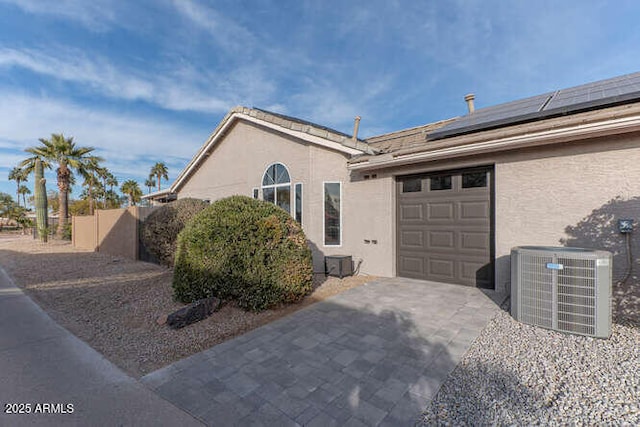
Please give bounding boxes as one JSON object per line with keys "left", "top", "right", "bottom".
{"left": 177, "top": 121, "right": 394, "bottom": 276}
{"left": 494, "top": 134, "right": 640, "bottom": 290}
{"left": 73, "top": 207, "right": 156, "bottom": 260}
{"left": 355, "top": 133, "right": 640, "bottom": 289}
{"left": 177, "top": 119, "right": 640, "bottom": 287}
{"left": 72, "top": 215, "right": 97, "bottom": 250}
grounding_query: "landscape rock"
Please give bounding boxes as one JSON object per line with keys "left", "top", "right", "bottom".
{"left": 156, "top": 314, "right": 168, "bottom": 326}
{"left": 166, "top": 297, "right": 221, "bottom": 329}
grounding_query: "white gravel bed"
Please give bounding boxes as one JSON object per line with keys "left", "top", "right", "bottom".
{"left": 421, "top": 309, "right": 640, "bottom": 425}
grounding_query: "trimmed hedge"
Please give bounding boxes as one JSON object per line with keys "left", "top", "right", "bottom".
{"left": 140, "top": 198, "right": 209, "bottom": 266}
{"left": 173, "top": 195, "right": 313, "bottom": 311}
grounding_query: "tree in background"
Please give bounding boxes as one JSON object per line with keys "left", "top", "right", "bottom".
{"left": 150, "top": 162, "right": 169, "bottom": 191}
{"left": 144, "top": 177, "right": 155, "bottom": 194}
{"left": 0, "top": 192, "right": 30, "bottom": 232}
{"left": 80, "top": 156, "right": 105, "bottom": 215}
{"left": 120, "top": 180, "right": 142, "bottom": 207}
{"left": 21, "top": 133, "right": 101, "bottom": 236}
{"left": 100, "top": 168, "right": 120, "bottom": 209}
{"left": 0, "top": 192, "right": 14, "bottom": 226}
{"left": 8, "top": 166, "right": 28, "bottom": 207}
{"left": 18, "top": 185, "right": 31, "bottom": 209}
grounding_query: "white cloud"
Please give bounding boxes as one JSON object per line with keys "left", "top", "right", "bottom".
{"left": 0, "top": 0, "right": 117, "bottom": 31}
{"left": 170, "top": 0, "right": 256, "bottom": 54}
{"left": 0, "top": 47, "right": 234, "bottom": 114}
{"left": 0, "top": 92, "right": 207, "bottom": 185}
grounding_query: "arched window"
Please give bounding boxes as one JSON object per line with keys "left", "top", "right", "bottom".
{"left": 262, "top": 163, "right": 291, "bottom": 213}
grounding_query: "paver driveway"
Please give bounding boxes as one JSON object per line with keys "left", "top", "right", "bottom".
{"left": 142, "top": 278, "right": 504, "bottom": 426}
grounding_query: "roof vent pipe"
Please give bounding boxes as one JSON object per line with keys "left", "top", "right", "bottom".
{"left": 464, "top": 94, "right": 475, "bottom": 114}
{"left": 351, "top": 116, "right": 361, "bottom": 148}
{"left": 352, "top": 116, "right": 361, "bottom": 142}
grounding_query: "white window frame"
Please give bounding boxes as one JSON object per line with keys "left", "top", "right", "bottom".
{"left": 322, "top": 181, "right": 342, "bottom": 247}
{"left": 261, "top": 162, "right": 292, "bottom": 214}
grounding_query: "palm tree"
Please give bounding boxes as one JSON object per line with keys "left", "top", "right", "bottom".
{"left": 99, "top": 169, "right": 117, "bottom": 207}
{"left": 0, "top": 192, "right": 14, "bottom": 226}
{"left": 80, "top": 156, "right": 104, "bottom": 215}
{"left": 120, "top": 180, "right": 142, "bottom": 207}
{"left": 8, "top": 166, "right": 28, "bottom": 207}
{"left": 149, "top": 162, "right": 169, "bottom": 191}
{"left": 18, "top": 185, "right": 31, "bottom": 208}
{"left": 21, "top": 133, "right": 101, "bottom": 236}
{"left": 144, "top": 177, "right": 155, "bottom": 194}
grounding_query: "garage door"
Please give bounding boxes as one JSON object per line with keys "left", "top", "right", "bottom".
{"left": 397, "top": 167, "right": 493, "bottom": 288}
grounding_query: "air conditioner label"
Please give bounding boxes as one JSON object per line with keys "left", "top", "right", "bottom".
{"left": 546, "top": 263, "right": 564, "bottom": 270}
{"left": 597, "top": 258, "right": 610, "bottom": 266}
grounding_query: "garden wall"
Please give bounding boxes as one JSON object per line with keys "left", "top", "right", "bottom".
{"left": 72, "top": 206, "right": 156, "bottom": 260}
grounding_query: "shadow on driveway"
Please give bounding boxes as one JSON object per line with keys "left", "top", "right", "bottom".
{"left": 143, "top": 278, "right": 504, "bottom": 426}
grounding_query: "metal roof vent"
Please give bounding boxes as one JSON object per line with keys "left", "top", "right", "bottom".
{"left": 511, "top": 246, "right": 612, "bottom": 338}
{"left": 464, "top": 93, "right": 475, "bottom": 113}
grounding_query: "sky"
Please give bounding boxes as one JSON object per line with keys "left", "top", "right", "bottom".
{"left": 1, "top": 0, "right": 640, "bottom": 201}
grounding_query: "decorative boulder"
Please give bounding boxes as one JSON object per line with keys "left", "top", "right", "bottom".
{"left": 166, "top": 296, "right": 221, "bottom": 329}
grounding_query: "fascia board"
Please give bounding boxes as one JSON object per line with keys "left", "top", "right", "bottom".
{"left": 348, "top": 114, "right": 640, "bottom": 171}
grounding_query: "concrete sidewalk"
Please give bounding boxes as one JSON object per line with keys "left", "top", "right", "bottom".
{"left": 0, "top": 266, "right": 203, "bottom": 427}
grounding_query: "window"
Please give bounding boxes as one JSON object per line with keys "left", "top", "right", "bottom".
{"left": 294, "top": 183, "right": 302, "bottom": 224}
{"left": 462, "top": 171, "right": 487, "bottom": 188}
{"left": 262, "top": 163, "right": 291, "bottom": 213}
{"left": 402, "top": 178, "right": 422, "bottom": 193}
{"left": 430, "top": 175, "right": 452, "bottom": 191}
{"left": 324, "top": 182, "right": 341, "bottom": 246}
{"left": 252, "top": 188, "right": 259, "bottom": 199}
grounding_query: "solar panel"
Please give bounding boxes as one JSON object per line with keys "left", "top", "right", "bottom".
{"left": 429, "top": 71, "right": 640, "bottom": 140}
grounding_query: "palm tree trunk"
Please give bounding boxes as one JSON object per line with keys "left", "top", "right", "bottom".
{"left": 57, "top": 164, "right": 70, "bottom": 236}
{"left": 16, "top": 179, "right": 21, "bottom": 208}
{"left": 157, "top": 174, "right": 161, "bottom": 192}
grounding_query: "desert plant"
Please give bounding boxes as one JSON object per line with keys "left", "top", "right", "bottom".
{"left": 21, "top": 133, "right": 100, "bottom": 236}
{"left": 140, "top": 198, "right": 209, "bottom": 266}
{"left": 34, "top": 158, "right": 48, "bottom": 243}
{"left": 173, "top": 195, "right": 313, "bottom": 311}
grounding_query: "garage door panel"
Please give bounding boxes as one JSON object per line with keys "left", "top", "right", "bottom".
{"left": 460, "top": 231, "right": 489, "bottom": 251}
{"left": 428, "top": 230, "right": 455, "bottom": 249}
{"left": 427, "top": 202, "right": 454, "bottom": 220}
{"left": 400, "top": 204, "right": 423, "bottom": 221}
{"left": 459, "top": 200, "right": 490, "bottom": 220}
{"left": 459, "top": 259, "right": 487, "bottom": 281}
{"left": 400, "top": 230, "right": 424, "bottom": 249}
{"left": 400, "top": 256, "right": 424, "bottom": 275}
{"left": 398, "top": 167, "right": 493, "bottom": 287}
{"left": 428, "top": 258, "right": 455, "bottom": 279}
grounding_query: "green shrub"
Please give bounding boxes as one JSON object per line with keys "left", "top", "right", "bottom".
{"left": 173, "top": 195, "right": 313, "bottom": 311}
{"left": 61, "top": 222, "right": 72, "bottom": 241}
{"left": 140, "top": 198, "right": 209, "bottom": 266}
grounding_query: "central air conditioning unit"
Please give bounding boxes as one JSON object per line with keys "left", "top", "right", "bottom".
{"left": 511, "top": 246, "right": 612, "bottom": 338}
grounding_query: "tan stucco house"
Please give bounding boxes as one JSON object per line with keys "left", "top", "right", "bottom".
{"left": 146, "top": 72, "right": 640, "bottom": 291}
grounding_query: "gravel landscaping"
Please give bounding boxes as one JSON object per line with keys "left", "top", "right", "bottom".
{"left": 2, "top": 234, "right": 638, "bottom": 424}
{"left": 0, "top": 235, "right": 374, "bottom": 378}
{"left": 421, "top": 295, "right": 640, "bottom": 425}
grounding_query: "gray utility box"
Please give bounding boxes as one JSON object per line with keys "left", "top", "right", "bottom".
{"left": 325, "top": 255, "right": 353, "bottom": 278}
{"left": 511, "top": 246, "right": 612, "bottom": 338}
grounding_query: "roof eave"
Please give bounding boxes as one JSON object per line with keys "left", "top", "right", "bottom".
{"left": 349, "top": 111, "right": 640, "bottom": 171}
{"left": 171, "top": 110, "right": 377, "bottom": 193}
